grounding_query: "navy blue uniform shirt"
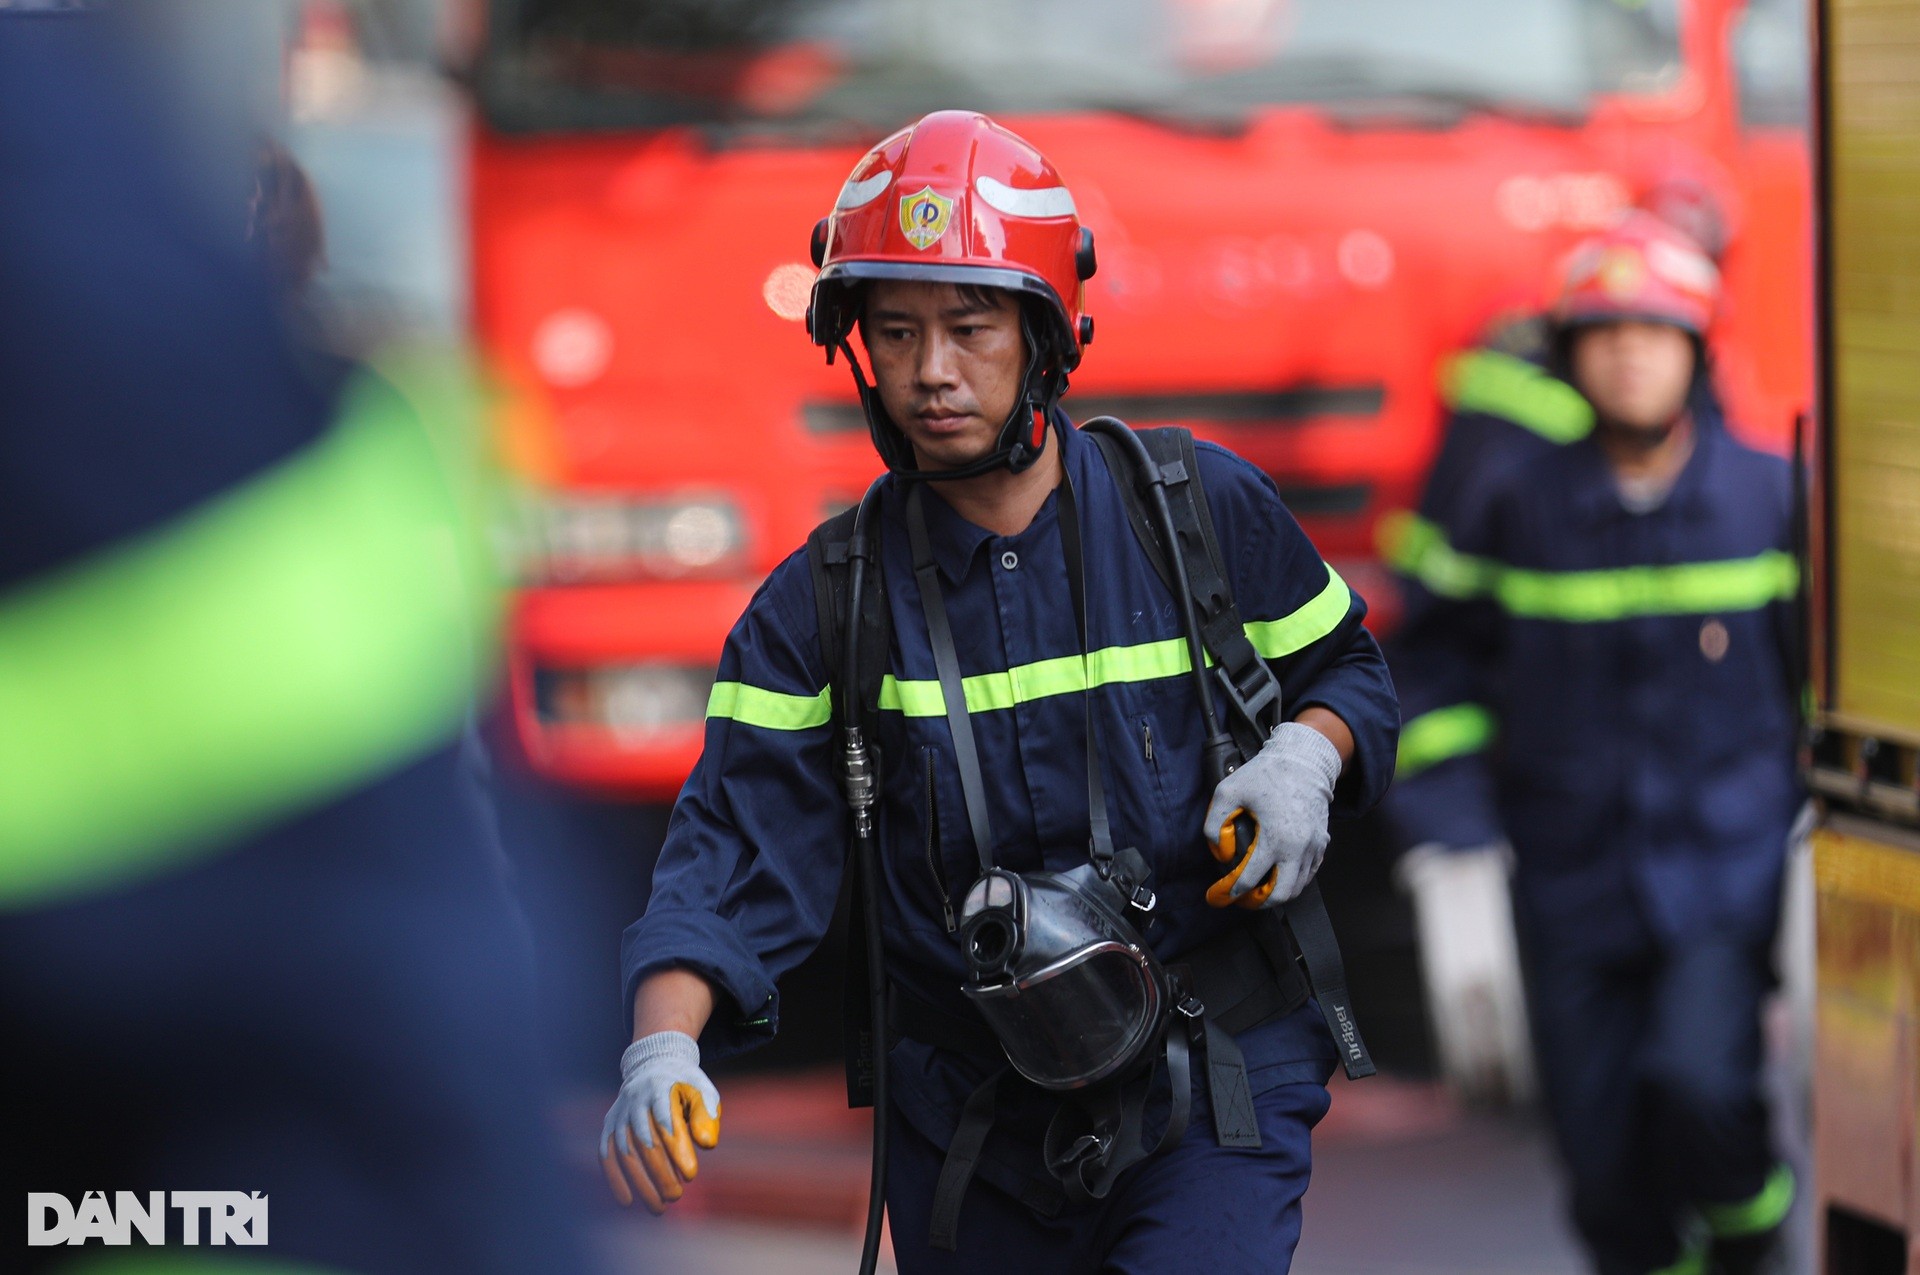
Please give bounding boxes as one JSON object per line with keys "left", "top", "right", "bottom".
{"left": 1385, "top": 403, "right": 1801, "bottom": 952}
{"left": 624, "top": 420, "right": 1398, "bottom": 1191}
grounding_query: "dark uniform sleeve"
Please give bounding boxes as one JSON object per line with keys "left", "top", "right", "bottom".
{"left": 0, "top": 15, "right": 331, "bottom": 589}
{"left": 619, "top": 550, "right": 847, "bottom": 1060}
{"left": 1193, "top": 442, "right": 1400, "bottom": 817}
{"left": 1379, "top": 465, "right": 1511, "bottom": 853}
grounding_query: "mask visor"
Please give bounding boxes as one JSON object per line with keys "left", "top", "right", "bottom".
{"left": 964, "top": 941, "right": 1162, "bottom": 1089}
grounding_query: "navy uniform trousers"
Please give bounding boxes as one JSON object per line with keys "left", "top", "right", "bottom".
{"left": 1523, "top": 910, "right": 1776, "bottom": 1275}
{"left": 886, "top": 1070, "right": 1332, "bottom": 1274}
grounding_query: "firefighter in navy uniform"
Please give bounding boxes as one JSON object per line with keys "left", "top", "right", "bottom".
{"left": 599, "top": 111, "right": 1399, "bottom": 1272}
{"left": 1382, "top": 178, "right": 1739, "bottom": 1105}
{"left": 1385, "top": 213, "right": 1800, "bottom": 1275}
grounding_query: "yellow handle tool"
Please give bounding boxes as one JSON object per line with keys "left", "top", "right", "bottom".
{"left": 1206, "top": 807, "right": 1278, "bottom": 909}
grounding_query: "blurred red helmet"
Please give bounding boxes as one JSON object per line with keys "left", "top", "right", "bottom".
{"left": 1555, "top": 211, "right": 1720, "bottom": 339}
{"left": 1636, "top": 170, "right": 1733, "bottom": 264}
{"left": 807, "top": 111, "right": 1097, "bottom": 477}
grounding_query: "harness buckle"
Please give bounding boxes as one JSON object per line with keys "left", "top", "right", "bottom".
{"left": 1213, "top": 659, "right": 1280, "bottom": 734}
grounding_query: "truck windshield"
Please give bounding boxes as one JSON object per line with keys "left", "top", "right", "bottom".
{"left": 478, "top": 0, "right": 1682, "bottom": 135}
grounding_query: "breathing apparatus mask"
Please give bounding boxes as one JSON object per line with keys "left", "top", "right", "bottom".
{"left": 958, "top": 856, "right": 1168, "bottom": 1091}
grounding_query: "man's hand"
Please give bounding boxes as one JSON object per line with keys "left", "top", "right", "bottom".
{"left": 1204, "top": 721, "right": 1342, "bottom": 909}
{"left": 600, "top": 1030, "right": 722, "bottom": 1213}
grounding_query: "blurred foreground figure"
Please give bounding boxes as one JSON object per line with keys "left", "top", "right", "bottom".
{"left": 0, "top": 12, "right": 586, "bottom": 1272}
{"left": 1385, "top": 213, "right": 1801, "bottom": 1275}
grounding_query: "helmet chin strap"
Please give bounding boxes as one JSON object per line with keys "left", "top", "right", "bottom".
{"left": 837, "top": 309, "right": 1067, "bottom": 485}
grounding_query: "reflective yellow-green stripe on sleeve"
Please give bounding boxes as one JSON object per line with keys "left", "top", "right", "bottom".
{"left": 1495, "top": 551, "right": 1798, "bottom": 622}
{"left": 66, "top": 1255, "right": 352, "bottom": 1275}
{"left": 1699, "top": 1164, "right": 1795, "bottom": 1239}
{"left": 1396, "top": 704, "right": 1497, "bottom": 778}
{"left": 1246, "top": 565, "right": 1352, "bottom": 658}
{"left": 0, "top": 358, "right": 499, "bottom": 910}
{"left": 1376, "top": 511, "right": 1502, "bottom": 599}
{"left": 706, "top": 681, "right": 833, "bottom": 731}
{"left": 1440, "top": 349, "right": 1594, "bottom": 444}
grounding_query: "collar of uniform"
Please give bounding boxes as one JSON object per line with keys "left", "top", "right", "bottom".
{"left": 912, "top": 415, "right": 1079, "bottom": 586}
{"left": 1563, "top": 414, "right": 1725, "bottom": 527}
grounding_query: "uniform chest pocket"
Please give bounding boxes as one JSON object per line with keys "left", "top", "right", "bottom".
{"left": 1122, "top": 711, "right": 1188, "bottom": 874}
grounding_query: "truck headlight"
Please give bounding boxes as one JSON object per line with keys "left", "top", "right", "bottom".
{"left": 519, "top": 494, "right": 747, "bottom": 583}
{"left": 533, "top": 663, "right": 713, "bottom": 741}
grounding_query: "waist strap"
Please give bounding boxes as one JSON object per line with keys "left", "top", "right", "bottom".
{"left": 1186, "top": 915, "right": 1310, "bottom": 1035}
{"left": 906, "top": 918, "right": 1304, "bottom": 1250}
{"left": 889, "top": 982, "right": 1000, "bottom": 1057}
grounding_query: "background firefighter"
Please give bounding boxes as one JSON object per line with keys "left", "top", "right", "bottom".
{"left": 1383, "top": 211, "right": 1802, "bottom": 1275}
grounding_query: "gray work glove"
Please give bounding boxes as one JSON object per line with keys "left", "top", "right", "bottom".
{"left": 1397, "top": 842, "right": 1536, "bottom": 1107}
{"left": 1203, "top": 721, "right": 1342, "bottom": 909}
{"left": 599, "top": 1030, "right": 722, "bottom": 1213}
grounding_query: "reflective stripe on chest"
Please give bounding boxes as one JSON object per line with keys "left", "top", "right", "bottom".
{"left": 1382, "top": 511, "right": 1797, "bottom": 621}
{"left": 708, "top": 565, "right": 1352, "bottom": 727}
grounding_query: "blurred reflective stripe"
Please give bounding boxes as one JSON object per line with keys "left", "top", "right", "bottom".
{"left": 1647, "top": 1237, "right": 1710, "bottom": 1275}
{"left": 1439, "top": 350, "right": 1593, "bottom": 444}
{"left": 1700, "top": 1163, "right": 1795, "bottom": 1238}
{"left": 0, "top": 363, "right": 498, "bottom": 909}
{"left": 872, "top": 568, "right": 1352, "bottom": 718}
{"left": 1396, "top": 703, "right": 1497, "bottom": 777}
{"left": 1497, "top": 551, "right": 1798, "bottom": 621}
{"left": 706, "top": 681, "right": 832, "bottom": 730}
{"left": 1377, "top": 511, "right": 1501, "bottom": 599}
{"left": 64, "top": 1257, "right": 350, "bottom": 1275}
{"left": 1382, "top": 514, "right": 1799, "bottom": 621}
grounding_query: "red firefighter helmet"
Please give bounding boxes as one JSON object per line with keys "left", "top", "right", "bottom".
{"left": 1635, "top": 157, "right": 1743, "bottom": 266}
{"left": 1555, "top": 211, "right": 1720, "bottom": 339}
{"left": 807, "top": 110, "right": 1097, "bottom": 478}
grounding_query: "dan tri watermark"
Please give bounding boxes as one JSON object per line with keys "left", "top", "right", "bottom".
{"left": 27, "top": 1192, "right": 268, "bottom": 1246}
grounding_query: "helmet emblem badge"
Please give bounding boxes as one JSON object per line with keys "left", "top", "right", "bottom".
{"left": 1597, "top": 247, "right": 1647, "bottom": 302}
{"left": 899, "top": 186, "right": 955, "bottom": 250}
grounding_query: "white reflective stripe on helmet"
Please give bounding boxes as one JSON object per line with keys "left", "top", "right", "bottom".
{"left": 974, "top": 175, "right": 1077, "bottom": 219}
{"left": 836, "top": 169, "right": 892, "bottom": 211}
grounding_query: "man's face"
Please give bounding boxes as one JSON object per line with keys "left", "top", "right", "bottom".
{"left": 862, "top": 281, "right": 1026, "bottom": 472}
{"left": 1569, "top": 320, "right": 1696, "bottom": 437}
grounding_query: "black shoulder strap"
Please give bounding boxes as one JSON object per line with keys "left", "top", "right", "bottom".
{"left": 806, "top": 505, "right": 892, "bottom": 726}
{"left": 1089, "top": 425, "right": 1275, "bottom": 749}
{"left": 805, "top": 504, "right": 895, "bottom": 1109}
{"left": 1086, "top": 418, "right": 1375, "bottom": 1080}
{"left": 805, "top": 507, "right": 857, "bottom": 691}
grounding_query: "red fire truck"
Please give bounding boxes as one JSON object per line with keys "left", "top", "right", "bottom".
{"left": 469, "top": 0, "right": 1812, "bottom": 799}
